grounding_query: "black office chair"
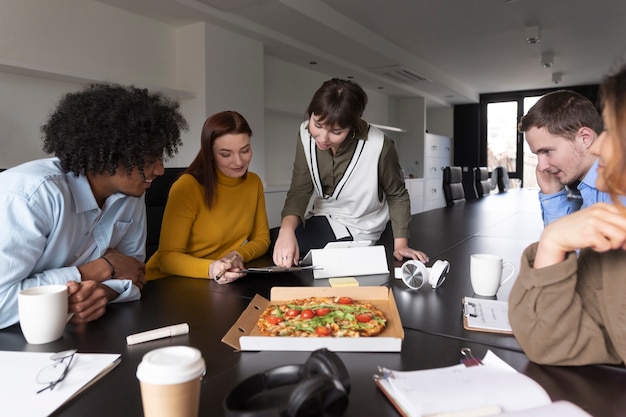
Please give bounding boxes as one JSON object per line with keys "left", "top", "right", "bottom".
{"left": 492, "top": 166, "right": 509, "bottom": 194}
{"left": 473, "top": 167, "right": 491, "bottom": 198}
{"left": 144, "top": 167, "right": 186, "bottom": 260}
{"left": 442, "top": 166, "right": 466, "bottom": 207}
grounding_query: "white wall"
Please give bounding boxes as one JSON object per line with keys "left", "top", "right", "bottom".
{"left": 0, "top": 73, "right": 78, "bottom": 166}
{"left": 395, "top": 97, "right": 426, "bottom": 179}
{"left": 202, "top": 24, "right": 265, "bottom": 180}
{"left": 0, "top": 0, "right": 190, "bottom": 168}
{"left": 0, "top": 0, "right": 177, "bottom": 88}
{"left": 172, "top": 22, "right": 207, "bottom": 168}
{"left": 0, "top": 0, "right": 267, "bottom": 170}
{"left": 0, "top": 0, "right": 447, "bottom": 228}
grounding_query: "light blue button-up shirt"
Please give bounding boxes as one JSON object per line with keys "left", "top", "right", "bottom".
{"left": 539, "top": 159, "right": 624, "bottom": 226}
{"left": 0, "top": 158, "right": 145, "bottom": 329}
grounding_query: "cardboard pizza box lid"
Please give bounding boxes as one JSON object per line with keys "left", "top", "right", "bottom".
{"left": 221, "top": 286, "right": 404, "bottom": 352}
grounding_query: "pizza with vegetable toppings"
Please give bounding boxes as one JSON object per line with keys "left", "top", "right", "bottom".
{"left": 256, "top": 296, "right": 387, "bottom": 337}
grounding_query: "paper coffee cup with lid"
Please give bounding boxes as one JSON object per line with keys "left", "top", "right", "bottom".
{"left": 136, "top": 346, "right": 206, "bottom": 417}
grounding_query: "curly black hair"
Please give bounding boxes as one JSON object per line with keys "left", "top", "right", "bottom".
{"left": 42, "top": 83, "right": 188, "bottom": 176}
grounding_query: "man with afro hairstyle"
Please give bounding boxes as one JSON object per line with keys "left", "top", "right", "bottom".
{"left": 0, "top": 83, "right": 188, "bottom": 329}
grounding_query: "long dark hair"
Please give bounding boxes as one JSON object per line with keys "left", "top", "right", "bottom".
{"left": 186, "top": 111, "right": 252, "bottom": 209}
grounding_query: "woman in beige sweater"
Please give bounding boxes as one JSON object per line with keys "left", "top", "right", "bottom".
{"left": 509, "top": 65, "right": 626, "bottom": 366}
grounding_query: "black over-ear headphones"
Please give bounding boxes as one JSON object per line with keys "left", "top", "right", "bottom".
{"left": 223, "top": 348, "right": 351, "bottom": 417}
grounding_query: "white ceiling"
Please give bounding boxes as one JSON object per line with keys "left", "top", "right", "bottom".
{"left": 98, "top": 0, "right": 626, "bottom": 108}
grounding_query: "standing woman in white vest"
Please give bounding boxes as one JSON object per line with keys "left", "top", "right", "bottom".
{"left": 273, "top": 78, "right": 429, "bottom": 267}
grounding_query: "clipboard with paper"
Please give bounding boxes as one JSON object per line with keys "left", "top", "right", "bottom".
{"left": 462, "top": 297, "right": 513, "bottom": 334}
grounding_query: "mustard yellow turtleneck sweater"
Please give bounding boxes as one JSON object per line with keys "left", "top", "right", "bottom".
{"left": 146, "top": 170, "right": 270, "bottom": 280}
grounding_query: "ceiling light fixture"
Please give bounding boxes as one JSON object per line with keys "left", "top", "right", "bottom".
{"left": 525, "top": 26, "right": 541, "bottom": 45}
{"left": 541, "top": 52, "right": 554, "bottom": 69}
{"left": 552, "top": 72, "right": 562, "bottom": 84}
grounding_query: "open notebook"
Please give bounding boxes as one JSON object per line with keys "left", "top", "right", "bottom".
{"left": 1, "top": 350, "right": 120, "bottom": 417}
{"left": 374, "top": 350, "right": 591, "bottom": 417}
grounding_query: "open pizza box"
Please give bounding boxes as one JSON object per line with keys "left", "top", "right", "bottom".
{"left": 221, "top": 286, "right": 404, "bottom": 352}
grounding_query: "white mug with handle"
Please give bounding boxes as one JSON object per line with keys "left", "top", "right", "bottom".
{"left": 470, "top": 254, "right": 516, "bottom": 297}
{"left": 18, "top": 285, "right": 73, "bottom": 344}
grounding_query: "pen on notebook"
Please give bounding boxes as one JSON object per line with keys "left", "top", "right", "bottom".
{"left": 424, "top": 405, "right": 502, "bottom": 417}
{"left": 126, "top": 323, "right": 189, "bottom": 345}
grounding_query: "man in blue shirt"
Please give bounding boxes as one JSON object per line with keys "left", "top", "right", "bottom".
{"left": 0, "top": 84, "right": 188, "bottom": 329}
{"left": 519, "top": 90, "right": 618, "bottom": 226}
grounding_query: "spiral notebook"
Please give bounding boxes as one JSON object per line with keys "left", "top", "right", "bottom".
{"left": 374, "top": 350, "right": 591, "bottom": 417}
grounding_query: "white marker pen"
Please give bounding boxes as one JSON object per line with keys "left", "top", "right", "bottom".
{"left": 126, "top": 323, "right": 190, "bottom": 345}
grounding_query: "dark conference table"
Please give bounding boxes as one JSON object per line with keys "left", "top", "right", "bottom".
{"left": 395, "top": 188, "right": 545, "bottom": 351}
{"left": 1, "top": 189, "right": 625, "bottom": 417}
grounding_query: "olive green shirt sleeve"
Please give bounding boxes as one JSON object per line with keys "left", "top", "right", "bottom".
{"left": 379, "top": 137, "right": 411, "bottom": 239}
{"left": 281, "top": 134, "right": 314, "bottom": 223}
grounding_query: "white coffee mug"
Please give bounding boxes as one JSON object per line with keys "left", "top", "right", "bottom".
{"left": 18, "top": 285, "right": 73, "bottom": 344}
{"left": 470, "top": 254, "right": 516, "bottom": 297}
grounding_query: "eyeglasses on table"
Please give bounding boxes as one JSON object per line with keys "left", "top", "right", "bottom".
{"left": 36, "top": 349, "right": 77, "bottom": 394}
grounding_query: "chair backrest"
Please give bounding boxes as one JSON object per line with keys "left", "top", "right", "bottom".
{"left": 144, "top": 167, "right": 186, "bottom": 260}
{"left": 492, "top": 166, "right": 509, "bottom": 193}
{"left": 473, "top": 167, "right": 491, "bottom": 198}
{"left": 442, "top": 166, "right": 466, "bottom": 207}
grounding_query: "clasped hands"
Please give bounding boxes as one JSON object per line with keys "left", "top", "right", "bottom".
{"left": 71, "top": 248, "right": 146, "bottom": 324}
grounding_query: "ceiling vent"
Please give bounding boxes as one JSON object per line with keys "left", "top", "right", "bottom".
{"left": 370, "top": 65, "right": 432, "bottom": 84}
{"left": 196, "top": 0, "right": 266, "bottom": 11}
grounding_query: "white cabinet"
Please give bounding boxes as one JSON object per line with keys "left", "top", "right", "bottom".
{"left": 404, "top": 178, "right": 424, "bottom": 214}
{"left": 423, "top": 133, "right": 452, "bottom": 211}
